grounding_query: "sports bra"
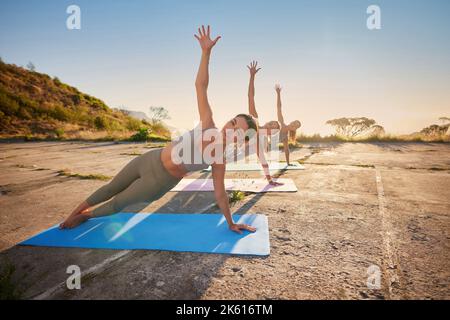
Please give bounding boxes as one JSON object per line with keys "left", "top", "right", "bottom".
{"left": 171, "top": 126, "right": 219, "bottom": 172}
{"left": 279, "top": 128, "right": 288, "bottom": 142}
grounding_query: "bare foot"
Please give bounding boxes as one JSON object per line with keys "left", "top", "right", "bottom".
{"left": 60, "top": 211, "right": 92, "bottom": 229}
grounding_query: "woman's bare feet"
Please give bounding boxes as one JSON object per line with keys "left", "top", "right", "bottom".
{"left": 60, "top": 210, "right": 92, "bottom": 229}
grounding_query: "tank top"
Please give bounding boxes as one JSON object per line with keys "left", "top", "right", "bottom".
{"left": 279, "top": 128, "right": 288, "bottom": 142}
{"left": 171, "top": 126, "right": 218, "bottom": 172}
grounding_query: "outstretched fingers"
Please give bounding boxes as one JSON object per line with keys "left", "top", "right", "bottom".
{"left": 202, "top": 25, "right": 206, "bottom": 37}
{"left": 195, "top": 25, "right": 220, "bottom": 41}
{"left": 195, "top": 25, "right": 206, "bottom": 39}
{"left": 195, "top": 25, "right": 221, "bottom": 51}
{"left": 247, "top": 60, "right": 261, "bottom": 73}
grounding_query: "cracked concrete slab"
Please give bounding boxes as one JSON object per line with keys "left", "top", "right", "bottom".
{"left": 0, "top": 141, "right": 449, "bottom": 299}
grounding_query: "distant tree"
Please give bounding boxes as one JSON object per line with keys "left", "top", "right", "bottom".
{"left": 26, "top": 62, "right": 36, "bottom": 72}
{"left": 149, "top": 106, "right": 170, "bottom": 124}
{"left": 370, "top": 124, "right": 385, "bottom": 136}
{"left": 420, "top": 123, "right": 450, "bottom": 136}
{"left": 439, "top": 117, "right": 450, "bottom": 124}
{"left": 325, "top": 117, "right": 382, "bottom": 138}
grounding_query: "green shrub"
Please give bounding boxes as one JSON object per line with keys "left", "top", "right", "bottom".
{"left": 126, "top": 117, "right": 143, "bottom": 131}
{"left": 51, "top": 105, "right": 71, "bottom": 121}
{"left": 92, "top": 101, "right": 108, "bottom": 111}
{"left": 108, "top": 119, "right": 122, "bottom": 131}
{"left": 72, "top": 105, "right": 89, "bottom": 124}
{"left": 17, "top": 107, "right": 32, "bottom": 120}
{"left": 130, "top": 127, "right": 149, "bottom": 141}
{"left": 229, "top": 190, "right": 246, "bottom": 205}
{"left": 14, "top": 95, "right": 39, "bottom": 117}
{"left": 70, "top": 94, "right": 81, "bottom": 105}
{"left": 0, "top": 91, "right": 20, "bottom": 116}
{"left": 0, "top": 110, "right": 11, "bottom": 125}
{"left": 54, "top": 128, "right": 65, "bottom": 138}
{"left": 94, "top": 115, "right": 108, "bottom": 130}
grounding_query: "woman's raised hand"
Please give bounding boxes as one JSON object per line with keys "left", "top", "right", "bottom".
{"left": 275, "top": 84, "right": 282, "bottom": 93}
{"left": 194, "top": 25, "right": 221, "bottom": 53}
{"left": 247, "top": 61, "right": 261, "bottom": 76}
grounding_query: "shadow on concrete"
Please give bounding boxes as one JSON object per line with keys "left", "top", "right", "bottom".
{"left": 366, "top": 141, "right": 442, "bottom": 152}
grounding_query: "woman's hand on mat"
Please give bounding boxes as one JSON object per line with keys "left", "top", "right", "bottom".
{"left": 194, "top": 25, "right": 221, "bottom": 53}
{"left": 247, "top": 61, "right": 261, "bottom": 76}
{"left": 268, "top": 179, "right": 284, "bottom": 186}
{"left": 229, "top": 223, "right": 257, "bottom": 234}
{"left": 265, "top": 175, "right": 283, "bottom": 186}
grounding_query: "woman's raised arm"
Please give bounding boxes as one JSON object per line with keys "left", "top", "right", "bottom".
{"left": 247, "top": 61, "right": 261, "bottom": 118}
{"left": 275, "top": 84, "right": 286, "bottom": 126}
{"left": 194, "top": 25, "right": 221, "bottom": 128}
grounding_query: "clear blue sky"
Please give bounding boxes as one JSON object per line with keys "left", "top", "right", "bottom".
{"left": 1, "top": 0, "right": 449, "bottom": 134}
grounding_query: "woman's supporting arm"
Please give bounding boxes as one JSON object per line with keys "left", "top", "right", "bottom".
{"left": 194, "top": 25, "right": 221, "bottom": 128}
{"left": 247, "top": 61, "right": 261, "bottom": 118}
{"left": 256, "top": 136, "right": 283, "bottom": 186}
{"left": 283, "top": 140, "right": 290, "bottom": 165}
{"left": 211, "top": 163, "right": 232, "bottom": 225}
{"left": 212, "top": 163, "right": 256, "bottom": 234}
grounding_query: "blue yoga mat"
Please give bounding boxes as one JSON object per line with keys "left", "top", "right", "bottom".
{"left": 20, "top": 213, "right": 270, "bottom": 256}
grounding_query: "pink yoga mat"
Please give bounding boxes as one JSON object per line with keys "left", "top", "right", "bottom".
{"left": 170, "top": 178, "right": 297, "bottom": 193}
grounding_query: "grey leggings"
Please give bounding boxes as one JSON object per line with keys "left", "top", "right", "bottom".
{"left": 86, "top": 148, "right": 182, "bottom": 217}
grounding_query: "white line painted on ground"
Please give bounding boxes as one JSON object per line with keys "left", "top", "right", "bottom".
{"left": 375, "top": 167, "right": 401, "bottom": 299}
{"left": 32, "top": 250, "right": 131, "bottom": 300}
{"left": 198, "top": 202, "right": 218, "bottom": 213}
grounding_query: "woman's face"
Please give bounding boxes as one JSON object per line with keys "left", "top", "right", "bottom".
{"left": 289, "top": 120, "right": 301, "bottom": 129}
{"left": 222, "top": 116, "right": 249, "bottom": 144}
{"left": 260, "top": 121, "right": 279, "bottom": 136}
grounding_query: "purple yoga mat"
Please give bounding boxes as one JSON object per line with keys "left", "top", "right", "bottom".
{"left": 170, "top": 178, "right": 297, "bottom": 193}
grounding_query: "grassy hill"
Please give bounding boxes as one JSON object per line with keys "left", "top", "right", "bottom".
{"left": 0, "top": 61, "right": 171, "bottom": 141}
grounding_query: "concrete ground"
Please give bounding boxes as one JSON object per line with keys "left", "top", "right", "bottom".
{"left": 0, "top": 141, "right": 449, "bottom": 300}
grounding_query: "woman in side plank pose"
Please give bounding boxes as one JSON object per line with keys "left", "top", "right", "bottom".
{"left": 60, "top": 25, "right": 257, "bottom": 234}
{"left": 275, "top": 84, "right": 301, "bottom": 165}
{"left": 246, "top": 61, "right": 282, "bottom": 185}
